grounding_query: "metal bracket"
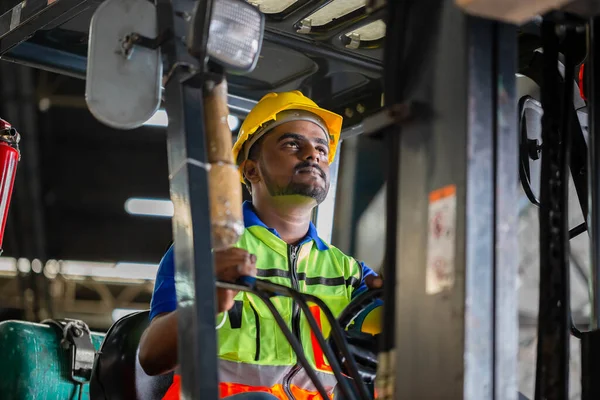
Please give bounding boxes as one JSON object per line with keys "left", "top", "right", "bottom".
{"left": 43, "top": 318, "right": 96, "bottom": 383}
{"left": 340, "top": 109, "right": 395, "bottom": 141}
{"left": 120, "top": 29, "right": 173, "bottom": 58}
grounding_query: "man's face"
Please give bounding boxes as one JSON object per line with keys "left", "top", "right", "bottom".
{"left": 248, "top": 120, "right": 331, "bottom": 204}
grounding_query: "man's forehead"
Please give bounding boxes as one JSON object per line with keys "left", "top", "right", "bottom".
{"left": 267, "top": 120, "right": 329, "bottom": 143}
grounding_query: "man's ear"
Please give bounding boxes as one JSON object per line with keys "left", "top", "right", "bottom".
{"left": 243, "top": 159, "right": 261, "bottom": 185}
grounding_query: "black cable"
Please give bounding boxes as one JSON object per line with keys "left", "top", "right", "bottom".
{"left": 571, "top": 314, "right": 583, "bottom": 339}
{"left": 276, "top": 289, "right": 359, "bottom": 400}
{"left": 218, "top": 279, "right": 374, "bottom": 400}
{"left": 519, "top": 96, "right": 542, "bottom": 208}
{"left": 252, "top": 290, "right": 332, "bottom": 400}
{"left": 570, "top": 222, "right": 587, "bottom": 239}
{"left": 255, "top": 280, "right": 372, "bottom": 400}
{"left": 299, "top": 293, "right": 371, "bottom": 400}
{"left": 216, "top": 281, "right": 332, "bottom": 400}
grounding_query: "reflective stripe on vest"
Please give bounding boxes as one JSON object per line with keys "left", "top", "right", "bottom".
{"left": 217, "top": 225, "right": 363, "bottom": 398}
{"left": 219, "top": 360, "right": 337, "bottom": 395}
{"left": 162, "top": 373, "right": 335, "bottom": 400}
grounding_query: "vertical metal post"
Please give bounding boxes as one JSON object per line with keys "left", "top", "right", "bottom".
{"left": 535, "top": 20, "right": 573, "bottom": 400}
{"left": 333, "top": 137, "right": 359, "bottom": 252}
{"left": 157, "top": 0, "right": 219, "bottom": 399}
{"left": 582, "top": 16, "right": 600, "bottom": 400}
{"left": 313, "top": 141, "right": 342, "bottom": 244}
{"left": 494, "top": 22, "right": 519, "bottom": 400}
{"left": 391, "top": 3, "right": 518, "bottom": 399}
{"left": 588, "top": 17, "right": 600, "bottom": 331}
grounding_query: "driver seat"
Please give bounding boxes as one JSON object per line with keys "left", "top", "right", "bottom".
{"left": 89, "top": 310, "right": 173, "bottom": 400}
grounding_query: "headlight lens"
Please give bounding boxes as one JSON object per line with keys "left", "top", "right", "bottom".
{"left": 206, "top": 0, "right": 265, "bottom": 74}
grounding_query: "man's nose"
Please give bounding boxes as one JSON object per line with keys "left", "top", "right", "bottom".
{"left": 302, "top": 144, "right": 322, "bottom": 163}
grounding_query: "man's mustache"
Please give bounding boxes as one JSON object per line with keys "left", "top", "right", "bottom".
{"left": 295, "top": 161, "right": 326, "bottom": 179}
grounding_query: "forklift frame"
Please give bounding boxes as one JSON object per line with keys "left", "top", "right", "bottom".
{"left": 9, "top": 0, "right": 600, "bottom": 399}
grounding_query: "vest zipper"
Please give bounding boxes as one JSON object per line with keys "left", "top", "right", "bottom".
{"left": 283, "top": 244, "right": 301, "bottom": 400}
{"left": 288, "top": 245, "right": 301, "bottom": 339}
{"left": 249, "top": 302, "right": 260, "bottom": 361}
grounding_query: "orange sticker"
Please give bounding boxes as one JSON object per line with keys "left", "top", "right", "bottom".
{"left": 426, "top": 184, "right": 457, "bottom": 295}
{"left": 429, "top": 184, "right": 456, "bottom": 203}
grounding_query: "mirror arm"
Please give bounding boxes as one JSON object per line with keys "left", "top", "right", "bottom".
{"left": 124, "top": 29, "right": 174, "bottom": 51}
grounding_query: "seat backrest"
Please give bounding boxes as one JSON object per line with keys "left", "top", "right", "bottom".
{"left": 89, "top": 310, "right": 173, "bottom": 400}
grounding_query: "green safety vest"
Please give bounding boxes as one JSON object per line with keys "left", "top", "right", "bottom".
{"left": 216, "top": 224, "right": 363, "bottom": 399}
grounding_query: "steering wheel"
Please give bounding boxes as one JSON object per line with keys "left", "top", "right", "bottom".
{"left": 329, "top": 288, "right": 384, "bottom": 385}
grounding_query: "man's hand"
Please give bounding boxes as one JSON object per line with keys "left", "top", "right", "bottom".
{"left": 139, "top": 248, "right": 257, "bottom": 376}
{"left": 364, "top": 275, "right": 383, "bottom": 290}
{"left": 215, "top": 247, "right": 257, "bottom": 313}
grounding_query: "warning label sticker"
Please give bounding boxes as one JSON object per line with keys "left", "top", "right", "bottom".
{"left": 426, "top": 185, "right": 457, "bottom": 295}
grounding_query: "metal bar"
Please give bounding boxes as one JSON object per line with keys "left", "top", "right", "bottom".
{"left": 493, "top": 22, "right": 519, "bottom": 400}
{"left": 0, "top": 0, "right": 91, "bottom": 55}
{"left": 375, "top": 123, "right": 400, "bottom": 400}
{"left": 2, "top": 41, "right": 258, "bottom": 118}
{"left": 227, "top": 93, "right": 257, "bottom": 117}
{"left": 589, "top": 16, "right": 600, "bottom": 331}
{"left": 312, "top": 141, "right": 341, "bottom": 244}
{"left": 332, "top": 136, "right": 358, "bottom": 253}
{"left": 1, "top": 42, "right": 88, "bottom": 79}
{"left": 186, "top": 0, "right": 213, "bottom": 74}
{"left": 570, "top": 222, "right": 587, "bottom": 239}
{"left": 519, "top": 312, "right": 590, "bottom": 328}
{"left": 157, "top": 0, "right": 219, "bottom": 398}
{"left": 263, "top": 29, "right": 383, "bottom": 73}
{"left": 581, "top": 330, "right": 600, "bottom": 399}
{"left": 392, "top": 3, "right": 517, "bottom": 398}
{"left": 340, "top": 110, "right": 394, "bottom": 141}
{"left": 534, "top": 19, "right": 571, "bottom": 400}
{"left": 463, "top": 16, "right": 496, "bottom": 400}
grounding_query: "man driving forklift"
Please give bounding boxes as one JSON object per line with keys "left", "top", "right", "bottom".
{"left": 139, "top": 90, "right": 383, "bottom": 400}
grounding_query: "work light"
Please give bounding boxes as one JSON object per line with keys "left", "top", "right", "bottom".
{"left": 190, "top": 0, "right": 265, "bottom": 74}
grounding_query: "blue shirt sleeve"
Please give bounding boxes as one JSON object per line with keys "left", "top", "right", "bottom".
{"left": 149, "top": 244, "right": 178, "bottom": 321}
{"left": 352, "top": 261, "right": 378, "bottom": 299}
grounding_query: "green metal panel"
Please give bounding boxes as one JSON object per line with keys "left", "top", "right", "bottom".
{"left": 0, "top": 320, "right": 105, "bottom": 400}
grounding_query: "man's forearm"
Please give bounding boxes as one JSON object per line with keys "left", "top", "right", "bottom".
{"left": 138, "top": 311, "right": 179, "bottom": 376}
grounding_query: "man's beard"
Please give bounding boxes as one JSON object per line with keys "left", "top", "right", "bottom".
{"left": 261, "top": 161, "right": 329, "bottom": 204}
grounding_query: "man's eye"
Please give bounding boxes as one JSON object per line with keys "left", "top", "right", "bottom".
{"left": 285, "top": 142, "right": 299, "bottom": 148}
{"left": 317, "top": 146, "right": 328, "bottom": 155}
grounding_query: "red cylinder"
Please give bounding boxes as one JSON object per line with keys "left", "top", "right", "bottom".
{"left": 0, "top": 119, "right": 20, "bottom": 252}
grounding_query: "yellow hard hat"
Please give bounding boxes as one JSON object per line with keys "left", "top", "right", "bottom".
{"left": 232, "top": 91, "right": 343, "bottom": 181}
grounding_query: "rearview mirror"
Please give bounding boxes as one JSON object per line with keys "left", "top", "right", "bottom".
{"left": 85, "top": 0, "right": 162, "bottom": 130}
{"left": 85, "top": 0, "right": 264, "bottom": 130}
